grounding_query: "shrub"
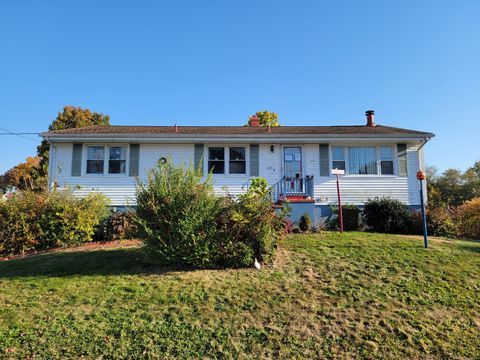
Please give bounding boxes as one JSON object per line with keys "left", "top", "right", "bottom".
{"left": 455, "top": 198, "right": 480, "bottom": 240}
{"left": 40, "top": 191, "right": 110, "bottom": 247}
{"left": 329, "top": 205, "right": 361, "bottom": 231}
{"left": 363, "top": 198, "right": 416, "bottom": 234}
{"left": 0, "top": 189, "right": 110, "bottom": 255}
{"left": 426, "top": 207, "right": 458, "bottom": 238}
{"left": 283, "top": 218, "right": 294, "bottom": 234}
{"left": 0, "top": 191, "right": 45, "bottom": 254}
{"left": 135, "top": 159, "right": 220, "bottom": 267}
{"left": 298, "top": 213, "right": 312, "bottom": 232}
{"left": 218, "top": 177, "right": 286, "bottom": 267}
{"left": 94, "top": 210, "right": 138, "bottom": 242}
{"left": 134, "top": 160, "right": 285, "bottom": 268}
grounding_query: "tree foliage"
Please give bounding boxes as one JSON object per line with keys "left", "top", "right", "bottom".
{"left": 427, "top": 161, "right": 480, "bottom": 208}
{"left": 36, "top": 106, "right": 111, "bottom": 178}
{"left": 247, "top": 110, "right": 280, "bottom": 126}
{"left": 1, "top": 106, "right": 111, "bottom": 193}
{"left": 0, "top": 156, "right": 44, "bottom": 192}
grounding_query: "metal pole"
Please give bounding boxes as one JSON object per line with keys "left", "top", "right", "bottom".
{"left": 336, "top": 174, "right": 344, "bottom": 233}
{"left": 419, "top": 179, "right": 428, "bottom": 248}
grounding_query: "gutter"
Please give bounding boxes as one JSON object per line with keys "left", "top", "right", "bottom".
{"left": 41, "top": 134, "right": 435, "bottom": 143}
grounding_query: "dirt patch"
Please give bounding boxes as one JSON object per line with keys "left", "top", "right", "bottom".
{"left": 0, "top": 239, "right": 142, "bottom": 262}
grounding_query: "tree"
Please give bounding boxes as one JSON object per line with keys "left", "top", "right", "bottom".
{"left": 427, "top": 161, "right": 480, "bottom": 209}
{"left": 37, "top": 106, "right": 110, "bottom": 177}
{"left": 247, "top": 110, "right": 280, "bottom": 126}
{"left": 0, "top": 156, "right": 43, "bottom": 192}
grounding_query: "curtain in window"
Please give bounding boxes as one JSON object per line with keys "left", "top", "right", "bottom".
{"left": 348, "top": 147, "right": 377, "bottom": 174}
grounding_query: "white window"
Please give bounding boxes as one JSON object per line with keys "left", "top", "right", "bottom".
{"left": 380, "top": 146, "right": 394, "bottom": 175}
{"left": 207, "top": 146, "right": 247, "bottom": 175}
{"left": 86, "top": 146, "right": 105, "bottom": 174}
{"left": 348, "top": 147, "right": 378, "bottom": 175}
{"left": 229, "top": 147, "right": 246, "bottom": 174}
{"left": 332, "top": 147, "right": 346, "bottom": 171}
{"left": 108, "top": 146, "right": 127, "bottom": 174}
{"left": 208, "top": 147, "right": 225, "bottom": 174}
{"left": 85, "top": 145, "right": 128, "bottom": 175}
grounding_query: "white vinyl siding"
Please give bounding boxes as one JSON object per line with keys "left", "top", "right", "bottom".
{"left": 51, "top": 140, "right": 425, "bottom": 207}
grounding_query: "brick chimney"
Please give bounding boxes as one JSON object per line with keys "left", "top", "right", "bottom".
{"left": 248, "top": 115, "right": 259, "bottom": 127}
{"left": 366, "top": 110, "right": 375, "bottom": 127}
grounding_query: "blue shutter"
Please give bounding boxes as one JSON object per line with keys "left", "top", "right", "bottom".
{"left": 250, "top": 144, "right": 259, "bottom": 177}
{"left": 194, "top": 144, "right": 204, "bottom": 176}
{"left": 129, "top": 144, "right": 140, "bottom": 176}
{"left": 71, "top": 143, "right": 83, "bottom": 176}
{"left": 319, "top": 144, "right": 330, "bottom": 176}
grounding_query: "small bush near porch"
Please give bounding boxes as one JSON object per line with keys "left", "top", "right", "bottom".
{"left": 135, "top": 160, "right": 285, "bottom": 268}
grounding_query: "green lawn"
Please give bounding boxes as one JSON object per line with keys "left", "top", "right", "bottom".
{"left": 0, "top": 233, "right": 479, "bottom": 359}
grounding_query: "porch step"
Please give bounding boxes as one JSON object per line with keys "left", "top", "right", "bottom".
{"left": 275, "top": 195, "right": 314, "bottom": 205}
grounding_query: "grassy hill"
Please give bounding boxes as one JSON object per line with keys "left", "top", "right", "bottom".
{"left": 0, "top": 233, "right": 479, "bottom": 359}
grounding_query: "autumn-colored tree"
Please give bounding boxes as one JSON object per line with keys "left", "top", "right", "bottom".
{"left": 427, "top": 161, "right": 480, "bottom": 209}
{"left": 37, "top": 106, "right": 111, "bottom": 177}
{"left": 0, "top": 156, "right": 44, "bottom": 191}
{"left": 247, "top": 110, "right": 280, "bottom": 126}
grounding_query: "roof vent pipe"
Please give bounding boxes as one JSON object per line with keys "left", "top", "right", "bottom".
{"left": 366, "top": 110, "right": 375, "bottom": 127}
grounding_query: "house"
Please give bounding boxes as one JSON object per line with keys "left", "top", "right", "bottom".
{"left": 40, "top": 110, "right": 434, "bottom": 223}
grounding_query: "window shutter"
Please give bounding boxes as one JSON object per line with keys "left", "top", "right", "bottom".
{"left": 397, "top": 144, "right": 408, "bottom": 176}
{"left": 319, "top": 144, "right": 330, "bottom": 176}
{"left": 194, "top": 144, "right": 204, "bottom": 176}
{"left": 71, "top": 143, "right": 83, "bottom": 176}
{"left": 129, "top": 144, "right": 140, "bottom": 177}
{"left": 250, "top": 144, "right": 259, "bottom": 177}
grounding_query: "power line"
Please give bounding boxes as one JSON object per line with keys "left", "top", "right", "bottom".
{"left": 0, "top": 133, "right": 40, "bottom": 135}
{"left": 0, "top": 127, "right": 39, "bottom": 142}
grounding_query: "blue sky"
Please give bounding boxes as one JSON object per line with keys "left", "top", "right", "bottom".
{"left": 0, "top": 0, "right": 479, "bottom": 174}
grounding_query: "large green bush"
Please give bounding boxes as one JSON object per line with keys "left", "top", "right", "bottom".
{"left": 0, "top": 190, "right": 110, "bottom": 255}
{"left": 363, "top": 198, "right": 418, "bottom": 234}
{"left": 135, "top": 159, "right": 220, "bottom": 267}
{"left": 135, "top": 161, "right": 285, "bottom": 268}
{"left": 0, "top": 191, "right": 44, "bottom": 254}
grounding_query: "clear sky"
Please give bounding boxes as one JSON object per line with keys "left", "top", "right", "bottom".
{"left": 1, "top": 0, "right": 479, "bottom": 174}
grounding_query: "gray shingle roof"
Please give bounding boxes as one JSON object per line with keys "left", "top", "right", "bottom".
{"left": 42, "top": 125, "right": 434, "bottom": 137}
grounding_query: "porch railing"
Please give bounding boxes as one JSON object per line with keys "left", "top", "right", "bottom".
{"left": 270, "top": 176, "right": 314, "bottom": 203}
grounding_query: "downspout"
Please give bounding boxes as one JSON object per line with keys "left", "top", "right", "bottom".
{"left": 417, "top": 136, "right": 431, "bottom": 206}
{"left": 46, "top": 138, "right": 55, "bottom": 192}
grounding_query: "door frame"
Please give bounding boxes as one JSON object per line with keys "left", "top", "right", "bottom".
{"left": 281, "top": 145, "right": 304, "bottom": 179}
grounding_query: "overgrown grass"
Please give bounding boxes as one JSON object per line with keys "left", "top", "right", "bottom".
{"left": 0, "top": 233, "right": 479, "bottom": 359}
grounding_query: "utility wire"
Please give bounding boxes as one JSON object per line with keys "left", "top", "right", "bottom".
{"left": 0, "top": 133, "right": 40, "bottom": 135}
{"left": 0, "top": 127, "right": 39, "bottom": 142}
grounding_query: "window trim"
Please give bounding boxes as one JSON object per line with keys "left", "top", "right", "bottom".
{"left": 205, "top": 145, "right": 249, "bottom": 176}
{"left": 329, "top": 144, "right": 398, "bottom": 177}
{"left": 82, "top": 144, "right": 130, "bottom": 177}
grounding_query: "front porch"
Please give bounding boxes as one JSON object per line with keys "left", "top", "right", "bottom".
{"left": 270, "top": 176, "right": 316, "bottom": 223}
